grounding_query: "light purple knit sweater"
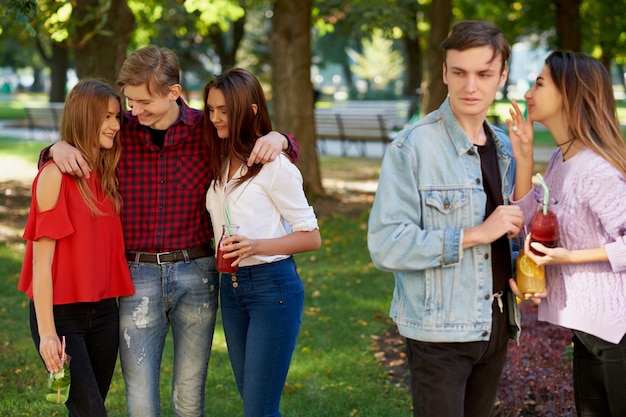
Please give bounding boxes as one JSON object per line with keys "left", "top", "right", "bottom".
{"left": 512, "top": 147, "right": 626, "bottom": 344}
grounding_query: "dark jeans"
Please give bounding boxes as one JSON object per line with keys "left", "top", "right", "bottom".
{"left": 220, "top": 257, "right": 304, "bottom": 417}
{"left": 405, "top": 297, "right": 509, "bottom": 417}
{"left": 30, "top": 298, "right": 120, "bottom": 417}
{"left": 573, "top": 330, "right": 626, "bottom": 417}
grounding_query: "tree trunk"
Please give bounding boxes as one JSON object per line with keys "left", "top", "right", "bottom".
{"left": 401, "top": 0, "right": 423, "bottom": 119}
{"left": 616, "top": 63, "right": 626, "bottom": 94}
{"left": 73, "top": 0, "right": 135, "bottom": 86}
{"left": 34, "top": 37, "right": 67, "bottom": 99}
{"left": 402, "top": 34, "right": 423, "bottom": 119}
{"left": 49, "top": 43, "right": 68, "bottom": 102}
{"left": 270, "top": 0, "right": 324, "bottom": 198}
{"left": 422, "top": 0, "right": 452, "bottom": 114}
{"left": 555, "top": 0, "right": 581, "bottom": 51}
{"left": 600, "top": 48, "right": 612, "bottom": 77}
{"left": 30, "top": 67, "right": 44, "bottom": 93}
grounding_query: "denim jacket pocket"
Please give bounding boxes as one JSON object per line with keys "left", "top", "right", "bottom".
{"left": 423, "top": 189, "right": 469, "bottom": 229}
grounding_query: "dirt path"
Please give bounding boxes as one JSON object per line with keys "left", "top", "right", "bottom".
{"left": 0, "top": 155, "right": 36, "bottom": 248}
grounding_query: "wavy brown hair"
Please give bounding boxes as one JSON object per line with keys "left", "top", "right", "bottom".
{"left": 546, "top": 51, "right": 626, "bottom": 177}
{"left": 117, "top": 45, "right": 180, "bottom": 97}
{"left": 202, "top": 68, "right": 272, "bottom": 188}
{"left": 59, "top": 79, "right": 122, "bottom": 214}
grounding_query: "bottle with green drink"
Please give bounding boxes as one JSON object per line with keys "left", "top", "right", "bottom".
{"left": 46, "top": 348, "right": 71, "bottom": 404}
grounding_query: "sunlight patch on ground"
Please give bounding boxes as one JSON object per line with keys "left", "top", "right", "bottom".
{"left": 0, "top": 156, "right": 36, "bottom": 182}
{"left": 322, "top": 178, "right": 378, "bottom": 194}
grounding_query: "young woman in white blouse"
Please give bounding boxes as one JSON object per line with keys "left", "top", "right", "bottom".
{"left": 203, "top": 68, "right": 321, "bottom": 417}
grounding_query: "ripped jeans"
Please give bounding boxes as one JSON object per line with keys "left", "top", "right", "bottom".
{"left": 118, "top": 256, "right": 219, "bottom": 417}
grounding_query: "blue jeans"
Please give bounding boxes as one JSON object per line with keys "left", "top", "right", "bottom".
{"left": 221, "top": 257, "right": 304, "bottom": 417}
{"left": 119, "top": 256, "right": 218, "bottom": 417}
{"left": 29, "top": 298, "right": 120, "bottom": 417}
{"left": 573, "top": 330, "right": 626, "bottom": 417}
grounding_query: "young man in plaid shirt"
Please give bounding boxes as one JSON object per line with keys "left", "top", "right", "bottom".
{"left": 42, "top": 46, "right": 299, "bottom": 417}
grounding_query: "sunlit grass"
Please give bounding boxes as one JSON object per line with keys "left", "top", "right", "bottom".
{"left": 0, "top": 137, "right": 54, "bottom": 164}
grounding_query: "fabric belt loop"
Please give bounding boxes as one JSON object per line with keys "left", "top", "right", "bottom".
{"left": 133, "top": 252, "right": 141, "bottom": 267}
{"left": 493, "top": 290, "right": 504, "bottom": 313}
{"left": 182, "top": 249, "right": 190, "bottom": 263}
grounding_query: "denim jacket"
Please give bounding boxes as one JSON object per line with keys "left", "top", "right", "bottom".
{"left": 368, "top": 98, "right": 520, "bottom": 343}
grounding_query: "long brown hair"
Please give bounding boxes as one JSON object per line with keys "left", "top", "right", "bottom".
{"left": 546, "top": 51, "right": 626, "bottom": 177}
{"left": 59, "top": 79, "right": 122, "bottom": 214}
{"left": 202, "top": 68, "right": 273, "bottom": 187}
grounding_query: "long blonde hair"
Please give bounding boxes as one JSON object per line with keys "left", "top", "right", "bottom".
{"left": 547, "top": 51, "right": 626, "bottom": 177}
{"left": 59, "top": 79, "right": 122, "bottom": 214}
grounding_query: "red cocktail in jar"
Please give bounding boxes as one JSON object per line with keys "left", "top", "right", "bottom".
{"left": 216, "top": 224, "right": 239, "bottom": 273}
{"left": 530, "top": 202, "right": 559, "bottom": 256}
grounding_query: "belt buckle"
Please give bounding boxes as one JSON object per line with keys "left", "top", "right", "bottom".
{"left": 156, "top": 251, "right": 172, "bottom": 265}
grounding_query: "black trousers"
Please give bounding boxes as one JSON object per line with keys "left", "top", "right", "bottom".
{"left": 30, "top": 298, "right": 120, "bottom": 417}
{"left": 573, "top": 330, "right": 626, "bottom": 417}
{"left": 405, "top": 299, "right": 509, "bottom": 417}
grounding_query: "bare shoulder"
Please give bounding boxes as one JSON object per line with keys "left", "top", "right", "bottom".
{"left": 35, "top": 163, "right": 63, "bottom": 212}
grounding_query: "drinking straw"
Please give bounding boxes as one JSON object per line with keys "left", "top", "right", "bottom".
{"left": 225, "top": 206, "right": 232, "bottom": 234}
{"left": 58, "top": 335, "right": 66, "bottom": 402}
{"left": 534, "top": 173, "right": 549, "bottom": 215}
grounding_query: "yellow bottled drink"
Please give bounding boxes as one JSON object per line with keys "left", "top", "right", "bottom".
{"left": 516, "top": 250, "right": 545, "bottom": 294}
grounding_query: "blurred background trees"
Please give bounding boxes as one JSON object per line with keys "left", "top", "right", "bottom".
{"left": 3, "top": 0, "right": 626, "bottom": 195}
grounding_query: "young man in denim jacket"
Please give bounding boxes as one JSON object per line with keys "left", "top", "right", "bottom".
{"left": 368, "top": 21, "right": 523, "bottom": 417}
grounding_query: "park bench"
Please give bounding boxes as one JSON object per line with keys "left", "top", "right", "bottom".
{"left": 330, "top": 100, "right": 412, "bottom": 131}
{"left": 314, "top": 100, "right": 411, "bottom": 157}
{"left": 315, "top": 108, "right": 398, "bottom": 157}
{"left": 24, "top": 103, "right": 65, "bottom": 140}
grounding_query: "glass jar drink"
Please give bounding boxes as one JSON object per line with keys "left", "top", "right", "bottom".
{"left": 516, "top": 249, "right": 545, "bottom": 294}
{"left": 216, "top": 224, "right": 239, "bottom": 274}
{"left": 46, "top": 355, "right": 71, "bottom": 404}
{"left": 530, "top": 199, "right": 559, "bottom": 256}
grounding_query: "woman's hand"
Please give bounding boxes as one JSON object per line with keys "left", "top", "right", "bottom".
{"left": 524, "top": 233, "right": 572, "bottom": 266}
{"left": 507, "top": 99, "right": 536, "bottom": 199}
{"left": 506, "top": 99, "right": 535, "bottom": 161}
{"left": 509, "top": 278, "right": 547, "bottom": 305}
{"left": 221, "top": 234, "right": 254, "bottom": 267}
{"left": 39, "top": 333, "right": 63, "bottom": 373}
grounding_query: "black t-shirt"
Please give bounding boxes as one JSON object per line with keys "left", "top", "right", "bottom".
{"left": 147, "top": 127, "right": 167, "bottom": 149}
{"left": 477, "top": 129, "right": 511, "bottom": 293}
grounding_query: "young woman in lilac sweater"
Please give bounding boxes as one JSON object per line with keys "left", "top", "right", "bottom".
{"left": 507, "top": 51, "right": 626, "bottom": 417}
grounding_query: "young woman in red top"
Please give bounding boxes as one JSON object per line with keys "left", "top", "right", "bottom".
{"left": 18, "top": 79, "right": 134, "bottom": 417}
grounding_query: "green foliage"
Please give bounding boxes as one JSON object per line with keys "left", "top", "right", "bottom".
{"left": 347, "top": 30, "right": 405, "bottom": 93}
{"left": 4, "top": 0, "right": 38, "bottom": 36}
{"left": 184, "top": 0, "right": 245, "bottom": 31}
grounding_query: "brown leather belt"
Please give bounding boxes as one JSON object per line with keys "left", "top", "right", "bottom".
{"left": 126, "top": 243, "right": 214, "bottom": 265}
